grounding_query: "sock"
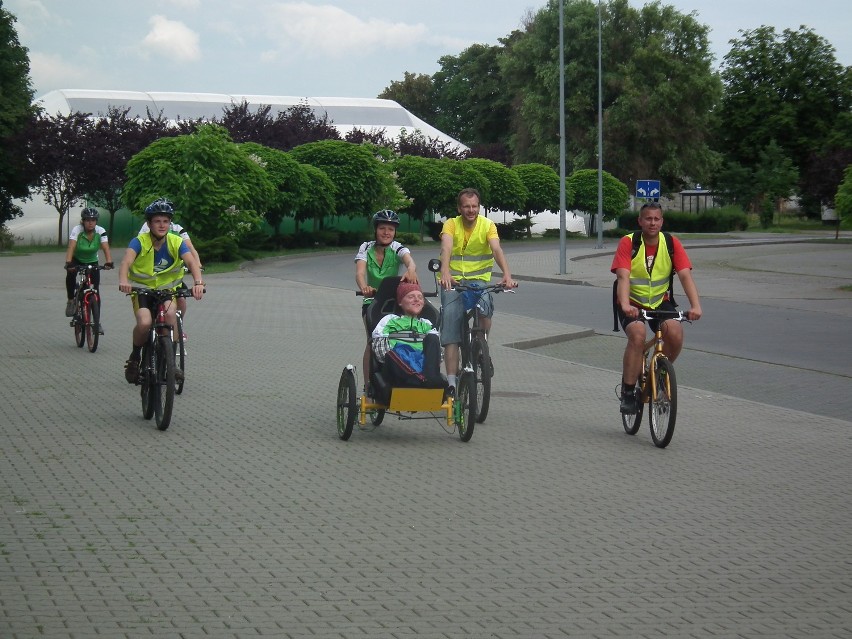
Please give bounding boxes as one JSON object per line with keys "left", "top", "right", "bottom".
{"left": 447, "top": 374, "right": 457, "bottom": 388}
{"left": 130, "top": 345, "right": 142, "bottom": 360}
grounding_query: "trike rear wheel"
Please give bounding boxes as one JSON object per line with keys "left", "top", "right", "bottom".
{"left": 337, "top": 368, "right": 357, "bottom": 440}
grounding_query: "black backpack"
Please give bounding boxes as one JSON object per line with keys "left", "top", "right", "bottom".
{"left": 612, "top": 231, "right": 676, "bottom": 332}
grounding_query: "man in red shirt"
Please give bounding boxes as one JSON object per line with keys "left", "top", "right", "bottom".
{"left": 611, "top": 202, "right": 703, "bottom": 414}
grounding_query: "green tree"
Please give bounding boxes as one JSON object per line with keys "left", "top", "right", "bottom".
{"left": 393, "top": 155, "right": 457, "bottom": 227}
{"left": 0, "top": 3, "right": 36, "bottom": 226}
{"left": 833, "top": 164, "right": 852, "bottom": 222}
{"left": 753, "top": 140, "right": 799, "bottom": 227}
{"left": 566, "top": 168, "right": 628, "bottom": 234}
{"left": 501, "top": 0, "right": 720, "bottom": 189}
{"left": 295, "top": 163, "right": 336, "bottom": 231}
{"left": 715, "top": 25, "right": 852, "bottom": 215}
{"left": 460, "top": 158, "right": 528, "bottom": 215}
{"left": 239, "top": 142, "right": 310, "bottom": 234}
{"left": 512, "top": 162, "right": 561, "bottom": 237}
{"left": 289, "top": 139, "right": 388, "bottom": 219}
{"left": 377, "top": 71, "right": 438, "bottom": 124}
{"left": 123, "top": 124, "right": 274, "bottom": 241}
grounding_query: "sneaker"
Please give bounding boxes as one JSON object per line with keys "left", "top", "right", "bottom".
{"left": 444, "top": 385, "right": 456, "bottom": 402}
{"left": 97, "top": 324, "right": 104, "bottom": 335}
{"left": 619, "top": 389, "right": 638, "bottom": 414}
{"left": 124, "top": 358, "right": 140, "bottom": 384}
{"left": 65, "top": 300, "right": 75, "bottom": 317}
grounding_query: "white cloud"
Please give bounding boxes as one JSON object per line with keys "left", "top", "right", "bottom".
{"left": 141, "top": 15, "right": 201, "bottom": 61}
{"left": 262, "top": 2, "right": 431, "bottom": 57}
{"left": 28, "top": 51, "right": 90, "bottom": 95}
{"left": 157, "top": 0, "right": 202, "bottom": 9}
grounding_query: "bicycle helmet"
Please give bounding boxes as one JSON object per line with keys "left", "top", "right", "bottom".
{"left": 144, "top": 198, "right": 175, "bottom": 220}
{"left": 372, "top": 209, "right": 400, "bottom": 228}
{"left": 81, "top": 207, "right": 99, "bottom": 221}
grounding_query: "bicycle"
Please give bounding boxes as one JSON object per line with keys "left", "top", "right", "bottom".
{"left": 618, "top": 308, "right": 689, "bottom": 448}
{"left": 447, "top": 282, "right": 514, "bottom": 424}
{"left": 69, "top": 264, "right": 106, "bottom": 353}
{"left": 174, "top": 309, "right": 187, "bottom": 395}
{"left": 129, "top": 287, "right": 195, "bottom": 431}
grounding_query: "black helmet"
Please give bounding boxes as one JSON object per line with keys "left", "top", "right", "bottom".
{"left": 144, "top": 198, "right": 175, "bottom": 220}
{"left": 372, "top": 209, "right": 399, "bottom": 228}
{"left": 81, "top": 207, "right": 99, "bottom": 221}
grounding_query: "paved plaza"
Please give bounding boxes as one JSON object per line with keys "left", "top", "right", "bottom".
{"left": 1, "top": 239, "right": 851, "bottom": 638}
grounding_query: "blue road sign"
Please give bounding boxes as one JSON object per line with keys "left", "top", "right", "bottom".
{"left": 636, "top": 180, "right": 661, "bottom": 200}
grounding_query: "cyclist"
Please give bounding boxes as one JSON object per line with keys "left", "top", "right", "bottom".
{"left": 64, "top": 207, "right": 114, "bottom": 322}
{"left": 138, "top": 216, "right": 202, "bottom": 340}
{"left": 118, "top": 199, "right": 205, "bottom": 384}
{"left": 438, "top": 188, "right": 517, "bottom": 393}
{"left": 612, "top": 202, "right": 703, "bottom": 414}
{"left": 355, "top": 209, "right": 418, "bottom": 396}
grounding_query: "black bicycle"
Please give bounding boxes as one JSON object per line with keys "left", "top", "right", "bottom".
{"left": 69, "top": 264, "right": 106, "bottom": 353}
{"left": 130, "top": 287, "right": 194, "bottom": 431}
{"left": 448, "top": 282, "right": 514, "bottom": 423}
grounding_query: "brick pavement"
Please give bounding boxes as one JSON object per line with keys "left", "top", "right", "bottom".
{"left": 1, "top": 250, "right": 851, "bottom": 638}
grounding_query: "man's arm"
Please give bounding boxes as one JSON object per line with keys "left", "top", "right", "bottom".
{"left": 118, "top": 247, "right": 139, "bottom": 293}
{"left": 439, "top": 233, "right": 454, "bottom": 290}
{"left": 488, "top": 238, "right": 517, "bottom": 288}
{"left": 676, "top": 269, "right": 702, "bottom": 321}
{"left": 615, "top": 268, "right": 638, "bottom": 318}
{"left": 181, "top": 252, "right": 205, "bottom": 300}
{"left": 400, "top": 252, "right": 418, "bottom": 283}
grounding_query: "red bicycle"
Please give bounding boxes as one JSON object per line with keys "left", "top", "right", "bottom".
{"left": 69, "top": 264, "right": 105, "bottom": 353}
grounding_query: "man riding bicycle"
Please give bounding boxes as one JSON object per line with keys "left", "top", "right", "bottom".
{"left": 118, "top": 199, "right": 205, "bottom": 383}
{"left": 438, "top": 188, "right": 517, "bottom": 393}
{"left": 612, "top": 202, "right": 702, "bottom": 414}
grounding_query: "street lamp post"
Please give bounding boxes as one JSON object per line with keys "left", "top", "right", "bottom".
{"left": 596, "top": 0, "right": 604, "bottom": 249}
{"left": 558, "top": 0, "right": 567, "bottom": 273}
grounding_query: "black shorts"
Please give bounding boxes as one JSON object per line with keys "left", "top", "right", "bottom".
{"left": 617, "top": 300, "right": 678, "bottom": 333}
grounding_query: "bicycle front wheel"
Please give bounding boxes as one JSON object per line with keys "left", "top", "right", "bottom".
{"left": 154, "top": 335, "right": 176, "bottom": 431}
{"left": 174, "top": 314, "right": 185, "bottom": 395}
{"left": 622, "top": 391, "right": 643, "bottom": 435}
{"left": 84, "top": 297, "right": 99, "bottom": 353}
{"left": 74, "top": 304, "right": 85, "bottom": 348}
{"left": 471, "top": 337, "right": 491, "bottom": 423}
{"left": 141, "top": 343, "right": 155, "bottom": 420}
{"left": 455, "top": 371, "right": 476, "bottom": 442}
{"left": 649, "top": 356, "right": 677, "bottom": 448}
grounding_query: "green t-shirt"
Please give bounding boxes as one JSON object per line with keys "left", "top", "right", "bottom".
{"left": 69, "top": 224, "right": 108, "bottom": 264}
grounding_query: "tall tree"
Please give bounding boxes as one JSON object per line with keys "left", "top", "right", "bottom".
{"left": 567, "top": 168, "right": 628, "bottom": 235}
{"left": 715, "top": 25, "right": 852, "bottom": 214}
{"left": 239, "top": 142, "right": 311, "bottom": 234}
{"left": 377, "top": 71, "right": 438, "bottom": 124}
{"left": 512, "top": 163, "right": 560, "bottom": 236}
{"left": 0, "top": 3, "right": 36, "bottom": 225}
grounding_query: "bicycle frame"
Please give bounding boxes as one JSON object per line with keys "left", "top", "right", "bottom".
{"left": 638, "top": 310, "right": 684, "bottom": 402}
{"left": 74, "top": 265, "right": 100, "bottom": 313}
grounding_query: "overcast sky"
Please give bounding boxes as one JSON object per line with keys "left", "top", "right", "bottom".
{"left": 7, "top": 0, "right": 851, "bottom": 101}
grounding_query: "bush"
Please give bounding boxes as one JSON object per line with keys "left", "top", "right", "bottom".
{"left": 616, "top": 208, "right": 748, "bottom": 233}
{"left": 396, "top": 231, "right": 420, "bottom": 246}
{"left": 0, "top": 225, "right": 16, "bottom": 251}
{"left": 195, "top": 235, "right": 243, "bottom": 262}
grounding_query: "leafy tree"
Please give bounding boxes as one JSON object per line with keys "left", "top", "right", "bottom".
{"left": 501, "top": 0, "right": 720, "bottom": 190}
{"left": 393, "top": 155, "right": 457, "bottom": 227}
{"left": 239, "top": 142, "right": 310, "bottom": 234}
{"left": 377, "top": 71, "right": 438, "bottom": 124}
{"left": 512, "top": 163, "right": 561, "bottom": 236}
{"left": 26, "top": 112, "right": 93, "bottom": 245}
{"left": 566, "top": 168, "right": 628, "bottom": 234}
{"left": 716, "top": 25, "right": 852, "bottom": 215}
{"left": 753, "top": 140, "right": 799, "bottom": 227}
{"left": 289, "top": 139, "right": 388, "bottom": 219}
{"left": 833, "top": 164, "right": 852, "bottom": 222}
{"left": 460, "top": 158, "right": 528, "bottom": 215}
{"left": 123, "top": 124, "right": 275, "bottom": 241}
{"left": 441, "top": 159, "right": 490, "bottom": 218}
{"left": 0, "top": 4, "right": 36, "bottom": 225}
{"left": 296, "top": 163, "right": 336, "bottom": 231}
{"left": 219, "top": 100, "right": 341, "bottom": 151}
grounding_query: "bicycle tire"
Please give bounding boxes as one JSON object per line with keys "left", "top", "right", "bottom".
{"left": 337, "top": 368, "right": 357, "bottom": 440}
{"left": 622, "top": 376, "right": 643, "bottom": 435}
{"left": 154, "top": 335, "right": 176, "bottom": 431}
{"left": 141, "top": 342, "right": 155, "bottom": 420}
{"left": 471, "top": 337, "right": 491, "bottom": 423}
{"left": 370, "top": 409, "right": 385, "bottom": 426}
{"left": 85, "top": 297, "right": 99, "bottom": 353}
{"left": 649, "top": 356, "right": 677, "bottom": 448}
{"left": 74, "top": 302, "right": 85, "bottom": 348}
{"left": 174, "top": 314, "right": 185, "bottom": 395}
{"left": 455, "top": 371, "right": 476, "bottom": 442}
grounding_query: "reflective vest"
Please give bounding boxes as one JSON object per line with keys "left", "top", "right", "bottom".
{"left": 129, "top": 232, "right": 185, "bottom": 290}
{"left": 449, "top": 216, "right": 494, "bottom": 282}
{"left": 629, "top": 236, "right": 673, "bottom": 309}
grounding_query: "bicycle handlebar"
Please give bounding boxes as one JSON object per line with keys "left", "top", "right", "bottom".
{"left": 639, "top": 309, "right": 689, "bottom": 322}
{"left": 127, "top": 286, "right": 201, "bottom": 299}
{"left": 451, "top": 282, "right": 516, "bottom": 294}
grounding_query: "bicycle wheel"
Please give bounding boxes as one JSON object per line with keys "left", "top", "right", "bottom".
{"left": 153, "top": 335, "right": 176, "bottom": 431}
{"left": 471, "top": 337, "right": 491, "bottom": 423}
{"left": 174, "top": 314, "right": 185, "bottom": 395}
{"left": 84, "top": 297, "right": 99, "bottom": 353}
{"left": 73, "top": 303, "right": 85, "bottom": 348}
{"left": 649, "top": 356, "right": 677, "bottom": 448}
{"left": 369, "top": 409, "right": 385, "bottom": 426}
{"left": 622, "top": 382, "right": 643, "bottom": 435}
{"left": 141, "top": 343, "right": 155, "bottom": 420}
{"left": 337, "top": 367, "right": 357, "bottom": 440}
{"left": 455, "top": 371, "right": 476, "bottom": 442}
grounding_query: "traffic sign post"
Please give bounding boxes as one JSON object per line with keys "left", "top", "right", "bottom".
{"left": 636, "top": 180, "right": 660, "bottom": 201}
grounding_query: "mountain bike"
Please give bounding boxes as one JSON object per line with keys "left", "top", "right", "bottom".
{"left": 69, "top": 264, "right": 105, "bottom": 353}
{"left": 130, "top": 287, "right": 194, "bottom": 431}
{"left": 619, "top": 309, "right": 689, "bottom": 448}
{"left": 174, "top": 309, "right": 187, "bottom": 395}
{"left": 449, "top": 282, "right": 514, "bottom": 424}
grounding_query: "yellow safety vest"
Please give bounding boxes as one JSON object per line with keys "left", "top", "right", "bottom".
{"left": 629, "top": 237, "right": 673, "bottom": 309}
{"left": 129, "top": 232, "right": 186, "bottom": 290}
{"left": 448, "top": 216, "right": 494, "bottom": 282}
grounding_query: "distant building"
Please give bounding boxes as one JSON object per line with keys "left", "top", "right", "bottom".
{"left": 10, "top": 90, "right": 468, "bottom": 243}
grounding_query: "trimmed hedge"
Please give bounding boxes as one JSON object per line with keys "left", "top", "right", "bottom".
{"left": 616, "top": 208, "right": 748, "bottom": 233}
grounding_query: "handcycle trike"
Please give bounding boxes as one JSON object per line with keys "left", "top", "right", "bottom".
{"left": 336, "top": 261, "right": 477, "bottom": 442}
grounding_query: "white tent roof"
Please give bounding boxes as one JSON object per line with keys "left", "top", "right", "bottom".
{"left": 35, "top": 89, "right": 468, "bottom": 152}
